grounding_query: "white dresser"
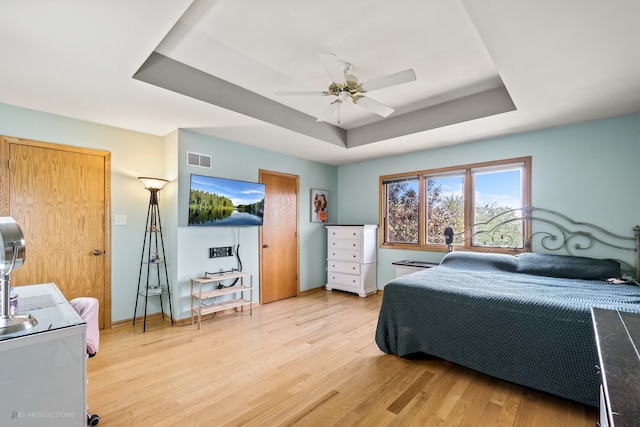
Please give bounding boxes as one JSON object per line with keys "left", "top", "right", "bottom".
{"left": 325, "top": 225, "right": 378, "bottom": 297}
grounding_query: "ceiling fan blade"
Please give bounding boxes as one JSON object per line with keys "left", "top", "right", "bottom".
{"left": 353, "top": 96, "right": 394, "bottom": 118}
{"left": 316, "top": 101, "right": 340, "bottom": 122}
{"left": 360, "top": 69, "right": 416, "bottom": 92}
{"left": 275, "top": 90, "right": 328, "bottom": 96}
{"left": 318, "top": 53, "right": 347, "bottom": 85}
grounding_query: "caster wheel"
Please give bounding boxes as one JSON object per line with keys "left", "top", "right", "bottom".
{"left": 88, "top": 413, "right": 100, "bottom": 426}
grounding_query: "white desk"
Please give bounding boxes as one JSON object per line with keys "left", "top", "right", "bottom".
{"left": 0, "top": 283, "right": 87, "bottom": 426}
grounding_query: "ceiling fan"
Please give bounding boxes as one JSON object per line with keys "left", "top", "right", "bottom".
{"left": 275, "top": 53, "right": 416, "bottom": 123}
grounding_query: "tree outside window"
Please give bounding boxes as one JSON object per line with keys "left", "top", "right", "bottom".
{"left": 380, "top": 157, "right": 531, "bottom": 251}
{"left": 384, "top": 177, "right": 419, "bottom": 244}
{"left": 426, "top": 174, "right": 464, "bottom": 244}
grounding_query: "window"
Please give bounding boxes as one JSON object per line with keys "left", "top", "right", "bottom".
{"left": 383, "top": 176, "right": 419, "bottom": 244}
{"left": 380, "top": 157, "right": 531, "bottom": 251}
{"left": 426, "top": 172, "right": 464, "bottom": 245}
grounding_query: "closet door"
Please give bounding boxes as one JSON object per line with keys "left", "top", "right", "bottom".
{"left": 1, "top": 136, "right": 111, "bottom": 328}
{"left": 259, "top": 169, "right": 299, "bottom": 304}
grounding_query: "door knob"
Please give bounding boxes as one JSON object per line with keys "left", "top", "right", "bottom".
{"left": 93, "top": 249, "right": 103, "bottom": 256}
{"left": 262, "top": 243, "right": 270, "bottom": 248}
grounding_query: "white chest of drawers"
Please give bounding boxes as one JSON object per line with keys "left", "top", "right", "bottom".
{"left": 325, "top": 225, "right": 378, "bottom": 297}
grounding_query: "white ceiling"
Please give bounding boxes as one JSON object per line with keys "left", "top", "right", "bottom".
{"left": 1, "top": 0, "right": 639, "bottom": 166}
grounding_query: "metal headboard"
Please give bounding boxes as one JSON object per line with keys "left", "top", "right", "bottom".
{"left": 449, "top": 206, "right": 640, "bottom": 279}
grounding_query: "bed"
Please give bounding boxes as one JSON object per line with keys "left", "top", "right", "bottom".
{"left": 375, "top": 207, "right": 640, "bottom": 406}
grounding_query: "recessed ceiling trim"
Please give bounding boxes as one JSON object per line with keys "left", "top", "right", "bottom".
{"left": 135, "top": 52, "right": 516, "bottom": 152}
{"left": 347, "top": 86, "right": 517, "bottom": 148}
{"left": 133, "top": 52, "right": 348, "bottom": 148}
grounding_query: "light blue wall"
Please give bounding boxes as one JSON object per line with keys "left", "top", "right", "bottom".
{"left": 0, "top": 104, "right": 337, "bottom": 322}
{"left": 2, "top": 101, "right": 638, "bottom": 321}
{"left": 337, "top": 113, "right": 640, "bottom": 287}
{"left": 0, "top": 103, "right": 166, "bottom": 322}
{"left": 162, "top": 129, "right": 337, "bottom": 320}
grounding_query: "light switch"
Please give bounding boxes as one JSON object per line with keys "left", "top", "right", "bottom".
{"left": 114, "top": 215, "right": 127, "bottom": 226}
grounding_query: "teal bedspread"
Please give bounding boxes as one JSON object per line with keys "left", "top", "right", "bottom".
{"left": 375, "top": 251, "right": 640, "bottom": 406}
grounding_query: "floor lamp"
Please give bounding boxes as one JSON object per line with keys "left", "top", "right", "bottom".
{"left": 133, "top": 177, "right": 174, "bottom": 331}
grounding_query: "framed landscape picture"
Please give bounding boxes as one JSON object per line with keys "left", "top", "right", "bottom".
{"left": 311, "top": 189, "right": 329, "bottom": 223}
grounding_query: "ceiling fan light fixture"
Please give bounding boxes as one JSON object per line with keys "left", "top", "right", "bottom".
{"left": 278, "top": 53, "right": 416, "bottom": 121}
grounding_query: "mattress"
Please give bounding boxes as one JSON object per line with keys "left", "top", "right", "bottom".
{"left": 375, "top": 251, "right": 640, "bottom": 405}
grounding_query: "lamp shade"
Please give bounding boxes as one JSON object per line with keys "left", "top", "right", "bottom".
{"left": 138, "top": 177, "right": 169, "bottom": 190}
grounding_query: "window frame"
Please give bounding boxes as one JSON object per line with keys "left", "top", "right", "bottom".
{"left": 379, "top": 156, "right": 531, "bottom": 253}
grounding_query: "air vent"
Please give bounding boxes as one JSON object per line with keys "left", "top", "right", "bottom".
{"left": 186, "top": 151, "right": 212, "bottom": 169}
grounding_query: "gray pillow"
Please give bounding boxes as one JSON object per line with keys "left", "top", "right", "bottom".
{"left": 515, "top": 252, "right": 620, "bottom": 280}
{"left": 440, "top": 251, "right": 517, "bottom": 273}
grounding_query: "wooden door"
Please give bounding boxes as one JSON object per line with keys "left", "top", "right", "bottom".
{"left": 259, "top": 170, "right": 299, "bottom": 303}
{"left": 0, "top": 136, "right": 111, "bottom": 328}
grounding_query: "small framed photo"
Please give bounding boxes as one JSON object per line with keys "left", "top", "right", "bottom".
{"left": 311, "top": 189, "right": 329, "bottom": 223}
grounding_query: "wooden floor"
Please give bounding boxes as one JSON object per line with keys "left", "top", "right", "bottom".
{"left": 88, "top": 290, "right": 597, "bottom": 426}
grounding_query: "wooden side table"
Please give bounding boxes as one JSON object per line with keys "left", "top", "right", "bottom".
{"left": 190, "top": 271, "right": 253, "bottom": 329}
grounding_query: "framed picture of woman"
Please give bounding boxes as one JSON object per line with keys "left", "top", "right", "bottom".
{"left": 311, "top": 189, "right": 329, "bottom": 223}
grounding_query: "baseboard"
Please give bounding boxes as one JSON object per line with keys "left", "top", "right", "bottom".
{"left": 299, "top": 286, "right": 326, "bottom": 296}
{"left": 110, "top": 312, "right": 165, "bottom": 327}
{"left": 174, "top": 303, "right": 262, "bottom": 327}
{"left": 109, "top": 288, "right": 340, "bottom": 328}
